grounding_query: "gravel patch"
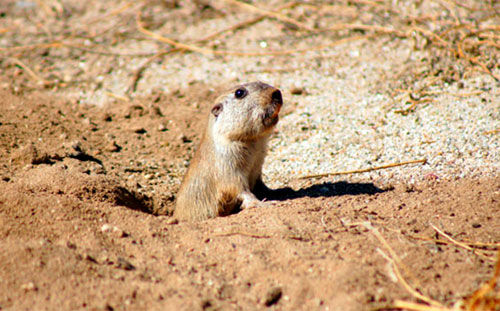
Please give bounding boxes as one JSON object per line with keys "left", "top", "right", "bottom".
{"left": 9, "top": 0, "right": 497, "bottom": 186}
{"left": 87, "top": 33, "right": 499, "bottom": 186}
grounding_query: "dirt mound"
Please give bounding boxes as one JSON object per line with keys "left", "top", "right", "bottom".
{"left": 1, "top": 161, "right": 498, "bottom": 310}
{"left": 0, "top": 164, "right": 156, "bottom": 238}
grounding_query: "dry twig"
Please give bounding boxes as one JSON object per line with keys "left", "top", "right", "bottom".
{"left": 299, "top": 159, "right": 427, "bottom": 180}
{"left": 392, "top": 251, "right": 500, "bottom": 311}
{"left": 394, "top": 98, "right": 435, "bottom": 115}
{"left": 319, "top": 23, "right": 407, "bottom": 37}
{"left": 430, "top": 224, "right": 496, "bottom": 262}
{"left": 222, "top": 0, "right": 314, "bottom": 31}
{"left": 393, "top": 299, "right": 452, "bottom": 311}
{"left": 213, "top": 231, "right": 272, "bottom": 239}
{"left": 406, "top": 234, "right": 500, "bottom": 251}
{"left": 126, "top": 2, "right": 300, "bottom": 93}
{"left": 363, "top": 222, "right": 443, "bottom": 307}
{"left": 484, "top": 128, "right": 500, "bottom": 135}
{"left": 8, "top": 58, "right": 52, "bottom": 86}
{"left": 136, "top": 11, "right": 374, "bottom": 57}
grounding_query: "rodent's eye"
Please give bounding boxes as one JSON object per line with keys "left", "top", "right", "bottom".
{"left": 234, "top": 88, "right": 247, "bottom": 99}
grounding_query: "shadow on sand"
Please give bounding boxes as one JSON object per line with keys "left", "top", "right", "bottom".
{"left": 259, "top": 181, "right": 391, "bottom": 201}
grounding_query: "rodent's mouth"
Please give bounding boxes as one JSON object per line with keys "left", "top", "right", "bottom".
{"left": 262, "top": 102, "right": 281, "bottom": 127}
{"left": 268, "top": 114, "right": 279, "bottom": 127}
{"left": 262, "top": 89, "right": 282, "bottom": 128}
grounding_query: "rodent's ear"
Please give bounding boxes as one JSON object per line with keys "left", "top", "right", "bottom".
{"left": 211, "top": 103, "right": 223, "bottom": 117}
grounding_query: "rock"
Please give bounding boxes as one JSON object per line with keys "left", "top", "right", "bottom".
{"left": 150, "top": 106, "right": 163, "bottom": 117}
{"left": 180, "top": 134, "right": 191, "bottom": 143}
{"left": 165, "top": 218, "right": 178, "bottom": 225}
{"left": 263, "top": 286, "right": 282, "bottom": 306}
{"left": 101, "top": 224, "right": 128, "bottom": 238}
{"left": 290, "top": 87, "right": 306, "bottom": 95}
{"left": 84, "top": 254, "right": 98, "bottom": 264}
{"left": 11, "top": 144, "right": 53, "bottom": 165}
{"left": 21, "top": 282, "right": 37, "bottom": 291}
{"left": 125, "top": 105, "right": 145, "bottom": 118}
{"left": 102, "top": 113, "right": 113, "bottom": 122}
{"left": 105, "top": 141, "right": 122, "bottom": 153}
{"left": 101, "top": 224, "right": 113, "bottom": 232}
{"left": 133, "top": 127, "right": 147, "bottom": 134}
{"left": 82, "top": 118, "right": 98, "bottom": 130}
{"left": 68, "top": 140, "right": 82, "bottom": 156}
{"left": 116, "top": 257, "right": 136, "bottom": 271}
{"left": 158, "top": 123, "right": 168, "bottom": 131}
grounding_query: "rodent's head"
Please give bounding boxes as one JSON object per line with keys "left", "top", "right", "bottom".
{"left": 210, "top": 82, "right": 283, "bottom": 142}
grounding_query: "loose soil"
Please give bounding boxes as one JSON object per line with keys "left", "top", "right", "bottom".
{"left": 0, "top": 88, "right": 498, "bottom": 311}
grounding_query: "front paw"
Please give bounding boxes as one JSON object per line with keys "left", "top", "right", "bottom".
{"left": 240, "top": 198, "right": 265, "bottom": 210}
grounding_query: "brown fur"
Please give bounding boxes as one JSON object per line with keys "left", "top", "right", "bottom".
{"left": 174, "top": 82, "right": 283, "bottom": 221}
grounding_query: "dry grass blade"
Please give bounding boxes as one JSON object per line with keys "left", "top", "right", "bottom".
{"left": 484, "top": 128, "right": 500, "bottom": 135}
{"left": 431, "top": 224, "right": 497, "bottom": 262}
{"left": 86, "top": 2, "right": 136, "bottom": 25}
{"left": 319, "top": 23, "right": 407, "bottom": 37}
{"left": 407, "top": 234, "right": 500, "bottom": 251}
{"left": 127, "top": 2, "right": 299, "bottom": 93}
{"left": 8, "top": 58, "right": 51, "bottom": 86}
{"left": 136, "top": 12, "right": 213, "bottom": 55}
{"left": 213, "top": 231, "right": 308, "bottom": 241}
{"left": 467, "top": 56, "right": 500, "bottom": 83}
{"left": 410, "top": 26, "right": 454, "bottom": 49}
{"left": 393, "top": 299, "right": 453, "bottom": 311}
{"left": 213, "top": 231, "right": 272, "bottom": 239}
{"left": 462, "top": 251, "right": 500, "bottom": 310}
{"left": 199, "top": 1, "right": 299, "bottom": 42}
{"left": 34, "top": 0, "right": 56, "bottom": 16}
{"left": 394, "top": 89, "right": 484, "bottom": 98}
{"left": 394, "top": 98, "right": 435, "bottom": 115}
{"left": 65, "top": 43, "right": 156, "bottom": 57}
{"left": 393, "top": 300, "right": 456, "bottom": 311}
{"left": 363, "top": 222, "right": 444, "bottom": 307}
{"left": 105, "top": 91, "right": 130, "bottom": 102}
{"left": 431, "top": 224, "right": 474, "bottom": 252}
{"left": 0, "top": 42, "right": 64, "bottom": 52}
{"left": 137, "top": 11, "right": 374, "bottom": 57}
{"left": 299, "top": 159, "right": 427, "bottom": 179}
{"left": 126, "top": 51, "right": 169, "bottom": 94}
{"left": 393, "top": 251, "right": 500, "bottom": 310}
{"left": 222, "top": 0, "right": 314, "bottom": 31}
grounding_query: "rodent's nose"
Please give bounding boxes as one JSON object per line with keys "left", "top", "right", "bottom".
{"left": 271, "top": 90, "right": 282, "bottom": 104}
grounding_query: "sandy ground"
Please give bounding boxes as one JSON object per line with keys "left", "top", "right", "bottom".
{"left": 1, "top": 1, "right": 499, "bottom": 310}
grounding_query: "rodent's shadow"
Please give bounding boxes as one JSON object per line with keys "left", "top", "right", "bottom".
{"left": 257, "top": 181, "right": 389, "bottom": 201}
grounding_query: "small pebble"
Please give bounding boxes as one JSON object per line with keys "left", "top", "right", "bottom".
{"left": 133, "top": 127, "right": 147, "bottom": 134}
{"left": 180, "top": 134, "right": 191, "bottom": 143}
{"left": 84, "top": 254, "right": 98, "bottom": 263}
{"left": 116, "top": 257, "right": 136, "bottom": 271}
{"left": 264, "top": 287, "right": 282, "bottom": 306}
{"left": 290, "top": 87, "right": 306, "bottom": 95}
{"left": 165, "top": 218, "right": 179, "bottom": 225}
{"left": 101, "top": 224, "right": 128, "bottom": 238}
{"left": 21, "top": 282, "right": 37, "bottom": 291}
{"left": 101, "top": 224, "right": 113, "bottom": 232}
{"left": 70, "top": 140, "right": 82, "bottom": 152}
{"left": 102, "top": 113, "right": 112, "bottom": 122}
{"left": 105, "top": 141, "right": 122, "bottom": 153}
{"left": 158, "top": 123, "right": 168, "bottom": 131}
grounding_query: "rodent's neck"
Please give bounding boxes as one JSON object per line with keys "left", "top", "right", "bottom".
{"left": 209, "top": 114, "right": 270, "bottom": 146}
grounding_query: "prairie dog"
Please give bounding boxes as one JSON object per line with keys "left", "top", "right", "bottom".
{"left": 174, "top": 82, "right": 283, "bottom": 221}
